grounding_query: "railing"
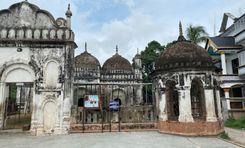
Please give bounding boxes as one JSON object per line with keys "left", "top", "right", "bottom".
{"left": 73, "top": 105, "right": 156, "bottom": 124}
{"left": 222, "top": 97, "right": 245, "bottom": 111}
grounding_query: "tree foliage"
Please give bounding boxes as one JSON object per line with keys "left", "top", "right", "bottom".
{"left": 186, "top": 25, "right": 208, "bottom": 44}
{"left": 140, "top": 40, "right": 165, "bottom": 82}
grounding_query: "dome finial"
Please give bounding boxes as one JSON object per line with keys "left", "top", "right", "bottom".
{"left": 178, "top": 21, "right": 186, "bottom": 41}
{"left": 137, "top": 48, "right": 139, "bottom": 54}
{"left": 179, "top": 21, "right": 183, "bottom": 36}
{"left": 116, "top": 45, "right": 119, "bottom": 54}
{"left": 85, "top": 42, "right": 88, "bottom": 52}
{"left": 66, "top": 4, "right": 72, "bottom": 17}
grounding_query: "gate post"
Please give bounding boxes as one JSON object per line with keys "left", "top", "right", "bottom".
{"left": 0, "top": 82, "right": 6, "bottom": 129}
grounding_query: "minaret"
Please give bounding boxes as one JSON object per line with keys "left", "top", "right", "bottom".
{"left": 133, "top": 48, "right": 143, "bottom": 104}
{"left": 65, "top": 4, "right": 72, "bottom": 29}
{"left": 133, "top": 48, "right": 142, "bottom": 79}
{"left": 177, "top": 21, "right": 186, "bottom": 41}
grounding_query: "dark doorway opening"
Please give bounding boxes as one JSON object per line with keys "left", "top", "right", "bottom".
{"left": 191, "top": 78, "right": 206, "bottom": 120}
{"left": 165, "top": 80, "right": 179, "bottom": 121}
{"left": 3, "top": 83, "right": 33, "bottom": 130}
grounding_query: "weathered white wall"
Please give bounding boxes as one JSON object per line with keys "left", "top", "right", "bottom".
{"left": 0, "top": 47, "right": 30, "bottom": 66}
{"left": 44, "top": 61, "right": 59, "bottom": 88}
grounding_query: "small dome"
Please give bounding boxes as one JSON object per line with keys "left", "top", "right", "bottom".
{"left": 134, "top": 48, "right": 141, "bottom": 59}
{"left": 75, "top": 51, "right": 100, "bottom": 68}
{"left": 155, "top": 22, "right": 214, "bottom": 72}
{"left": 102, "top": 52, "right": 133, "bottom": 74}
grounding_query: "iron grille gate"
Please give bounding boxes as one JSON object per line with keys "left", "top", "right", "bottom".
{"left": 3, "top": 83, "right": 33, "bottom": 130}
{"left": 71, "top": 83, "right": 157, "bottom": 133}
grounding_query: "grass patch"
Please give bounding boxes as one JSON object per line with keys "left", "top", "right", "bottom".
{"left": 225, "top": 118, "right": 245, "bottom": 130}
{"left": 219, "top": 132, "right": 230, "bottom": 140}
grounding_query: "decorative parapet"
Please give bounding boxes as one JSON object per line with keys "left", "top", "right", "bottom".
{"left": 0, "top": 28, "right": 74, "bottom": 42}
{"left": 0, "top": 1, "right": 75, "bottom": 44}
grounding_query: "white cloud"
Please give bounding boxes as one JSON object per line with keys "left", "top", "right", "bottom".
{"left": 1, "top": 0, "right": 245, "bottom": 65}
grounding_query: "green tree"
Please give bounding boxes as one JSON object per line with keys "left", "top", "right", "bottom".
{"left": 186, "top": 25, "right": 208, "bottom": 44}
{"left": 140, "top": 40, "right": 164, "bottom": 82}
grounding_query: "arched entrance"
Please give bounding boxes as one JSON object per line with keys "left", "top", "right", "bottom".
{"left": 112, "top": 89, "right": 125, "bottom": 106}
{"left": 190, "top": 78, "right": 206, "bottom": 120}
{"left": 0, "top": 63, "right": 35, "bottom": 130}
{"left": 165, "top": 80, "right": 179, "bottom": 121}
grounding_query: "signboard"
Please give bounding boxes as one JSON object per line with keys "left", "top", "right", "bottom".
{"left": 109, "top": 100, "right": 120, "bottom": 111}
{"left": 84, "top": 95, "right": 99, "bottom": 109}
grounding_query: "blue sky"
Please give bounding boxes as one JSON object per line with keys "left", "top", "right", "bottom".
{"left": 1, "top": 0, "right": 245, "bottom": 64}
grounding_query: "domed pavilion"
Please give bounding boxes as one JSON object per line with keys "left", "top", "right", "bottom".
{"left": 153, "top": 22, "right": 224, "bottom": 136}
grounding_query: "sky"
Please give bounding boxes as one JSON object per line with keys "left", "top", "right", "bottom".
{"left": 0, "top": 0, "right": 245, "bottom": 64}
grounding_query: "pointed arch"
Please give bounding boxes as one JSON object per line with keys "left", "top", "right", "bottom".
{"left": 165, "top": 80, "right": 179, "bottom": 120}
{"left": 190, "top": 77, "right": 206, "bottom": 120}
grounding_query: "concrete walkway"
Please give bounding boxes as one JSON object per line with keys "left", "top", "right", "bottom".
{"left": 0, "top": 132, "right": 239, "bottom": 148}
{"left": 225, "top": 127, "right": 245, "bottom": 146}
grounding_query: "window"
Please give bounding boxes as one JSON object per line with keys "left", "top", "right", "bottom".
{"left": 230, "top": 85, "right": 243, "bottom": 97}
{"left": 231, "top": 58, "right": 239, "bottom": 74}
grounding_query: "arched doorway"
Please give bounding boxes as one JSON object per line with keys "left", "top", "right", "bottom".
{"left": 112, "top": 89, "right": 125, "bottom": 106}
{"left": 0, "top": 63, "right": 35, "bottom": 130}
{"left": 190, "top": 78, "right": 206, "bottom": 120}
{"left": 165, "top": 80, "right": 179, "bottom": 121}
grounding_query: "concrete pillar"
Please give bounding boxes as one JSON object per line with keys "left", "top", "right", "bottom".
{"left": 16, "top": 85, "right": 21, "bottom": 104}
{"left": 205, "top": 89, "right": 217, "bottom": 122}
{"left": 220, "top": 52, "right": 227, "bottom": 75}
{"left": 159, "top": 91, "right": 167, "bottom": 121}
{"left": 178, "top": 88, "right": 194, "bottom": 122}
{"left": 0, "top": 82, "right": 6, "bottom": 129}
{"left": 136, "top": 85, "right": 143, "bottom": 104}
{"left": 216, "top": 90, "right": 223, "bottom": 120}
{"left": 224, "top": 88, "right": 230, "bottom": 110}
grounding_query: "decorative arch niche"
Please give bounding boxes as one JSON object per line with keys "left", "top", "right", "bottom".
{"left": 165, "top": 80, "right": 179, "bottom": 121}
{"left": 44, "top": 61, "right": 59, "bottom": 88}
{"left": 43, "top": 101, "right": 57, "bottom": 133}
{"left": 190, "top": 78, "right": 206, "bottom": 120}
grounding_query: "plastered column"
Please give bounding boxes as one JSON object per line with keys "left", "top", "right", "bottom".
{"left": 0, "top": 82, "right": 6, "bottom": 129}
{"left": 205, "top": 89, "right": 217, "bottom": 122}
{"left": 220, "top": 52, "right": 227, "bottom": 75}
{"left": 216, "top": 90, "right": 223, "bottom": 120}
{"left": 159, "top": 91, "right": 167, "bottom": 121}
{"left": 224, "top": 88, "right": 230, "bottom": 110}
{"left": 16, "top": 85, "right": 21, "bottom": 104}
{"left": 178, "top": 87, "right": 194, "bottom": 122}
{"left": 62, "top": 96, "right": 72, "bottom": 134}
{"left": 136, "top": 85, "right": 143, "bottom": 104}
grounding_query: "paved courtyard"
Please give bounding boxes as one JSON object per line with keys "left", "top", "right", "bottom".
{"left": 0, "top": 131, "right": 240, "bottom": 148}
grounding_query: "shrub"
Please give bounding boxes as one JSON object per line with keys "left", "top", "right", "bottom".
{"left": 225, "top": 118, "right": 245, "bottom": 130}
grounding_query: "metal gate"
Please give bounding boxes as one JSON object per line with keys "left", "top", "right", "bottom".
{"left": 71, "top": 83, "right": 157, "bottom": 133}
{"left": 3, "top": 83, "right": 33, "bottom": 130}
